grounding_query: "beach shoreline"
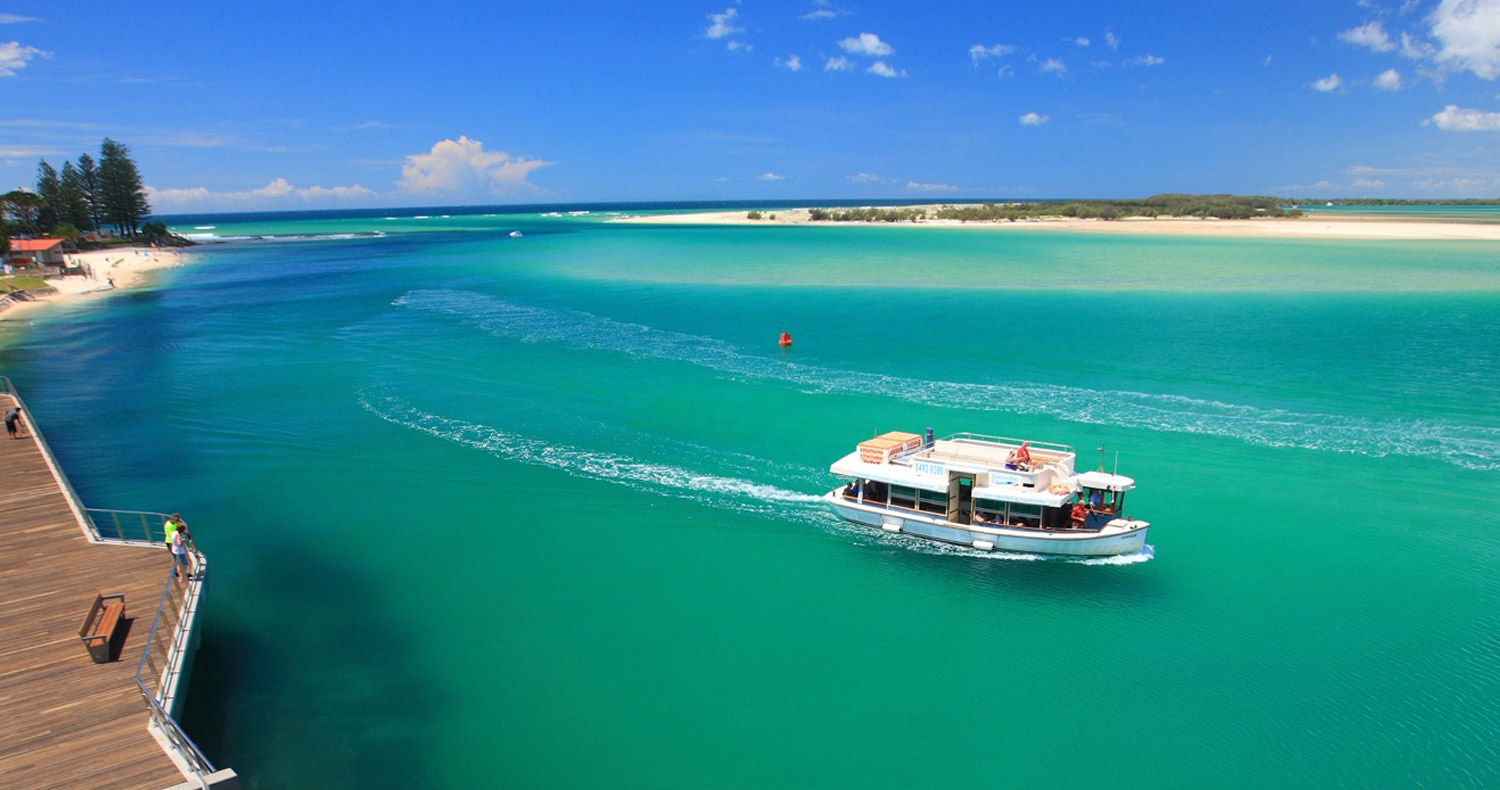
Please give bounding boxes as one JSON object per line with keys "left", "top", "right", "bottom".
{"left": 0, "top": 247, "right": 192, "bottom": 322}
{"left": 612, "top": 207, "right": 1500, "bottom": 240}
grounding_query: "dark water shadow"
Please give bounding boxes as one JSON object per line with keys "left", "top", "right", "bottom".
{"left": 178, "top": 550, "right": 440, "bottom": 789}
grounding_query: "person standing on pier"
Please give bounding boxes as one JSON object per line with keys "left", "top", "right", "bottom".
{"left": 166, "top": 513, "right": 191, "bottom": 583}
{"left": 5, "top": 406, "right": 21, "bottom": 439}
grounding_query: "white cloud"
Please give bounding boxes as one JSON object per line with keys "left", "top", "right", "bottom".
{"left": 1019, "top": 112, "right": 1049, "bottom": 126}
{"left": 706, "top": 7, "right": 743, "bottom": 40}
{"left": 1374, "top": 68, "right": 1403, "bottom": 89}
{"left": 1105, "top": 31, "right": 1120, "bottom": 50}
{"left": 839, "top": 32, "right": 893, "bottom": 56}
{"left": 825, "top": 55, "right": 852, "bottom": 71}
{"left": 1039, "top": 58, "right": 1067, "bottom": 75}
{"left": 969, "top": 43, "right": 1017, "bottom": 66}
{"left": 145, "top": 178, "right": 376, "bottom": 210}
{"left": 1352, "top": 179, "right": 1386, "bottom": 188}
{"left": 759, "top": 172, "right": 785, "bottom": 181}
{"left": 906, "top": 181, "right": 957, "bottom": 191}
{"left": 867, "top": 61, "right": 907, "bottom": 78}
{"left": 1070, "top": 37, "right": 1091, "bottom": 47}
{"left": 1429, "top": 0, "right": 1500, "bottom": 79}
{"left": 1427, "top": 103, "right": 1500, "bottom": 130}
{"left": 0, "top": 14, "right": 40, "bottom": 23}
{"left": 727, "top": 40, "right": 752, "bottom": 53}
{"left": 849, "top": 172, "right": 883, "bottom": 183}
{"left": 0, "top": 41, "right": 49, "bottom": 77}
{"left": 1311, "top": 73, "right": 1344, "bottom": 92}
{"left": 774, "top": 54, "right": 803, "bottom": 71}
{"left": 1340, "top": 20, "right": 1397, "bottom": 52}
{"left": 1400, "top": 32, "right": 1434, "bottom": 59}
{"left": 0, "top": 144, "right": 63, "bottom": 157}
{"left": 1125, "top": 54, "right": 1165, "bottom": 66}
{"left": 397, "top": 136, "right": 554, "bottom": 197}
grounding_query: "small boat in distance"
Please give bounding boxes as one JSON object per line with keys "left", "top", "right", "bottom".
{"left": 509, "top": 230, "right": 523, "bottom": 238}
{"left": 826, "top": 430, "right": 1149, "bottom": 557}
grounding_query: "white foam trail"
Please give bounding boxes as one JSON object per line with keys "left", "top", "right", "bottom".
{"left": 359, "top": 390, "right": 824, "bottom": 521}
{"left": 360, "top": 389, "right": 1145, "bottom": 564}
{"left": 393, "top": 289, "right": 1500, "bottom": 471}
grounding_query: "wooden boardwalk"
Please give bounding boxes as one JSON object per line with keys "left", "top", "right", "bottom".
{"left": 0, "top": 395, "right": 188, "bottom": 790}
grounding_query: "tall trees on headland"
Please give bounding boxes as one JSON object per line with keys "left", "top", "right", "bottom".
{"left": 2, "top": 138, "right": 152, "bottom": 245}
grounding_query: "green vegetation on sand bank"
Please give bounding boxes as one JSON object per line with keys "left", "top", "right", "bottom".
{"left": 802, "top": 194, "right": 1302, "bottom": 223}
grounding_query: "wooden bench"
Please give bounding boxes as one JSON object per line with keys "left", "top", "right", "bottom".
{"left": 78, "top": 593, "right": 126, "bottom": 664}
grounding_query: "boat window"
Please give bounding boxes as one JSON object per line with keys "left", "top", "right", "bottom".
{"left": 863, "top": 480, "right": 888, "bottom": 504}
{"left": 917, "top": 488, "right": 947, "bottom": 514}
{"left": 1008, "top": 502, "right": 1042, "bottom": 528}
{"left": 890, "top": 485, "right": 917, "bottom": 510}
{"left": 973, "top": 498, "right": 1006, "bottom": 524}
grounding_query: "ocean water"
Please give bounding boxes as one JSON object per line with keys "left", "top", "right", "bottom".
{"left": 5, "top": 206, "right": 1500, "bottom": 788}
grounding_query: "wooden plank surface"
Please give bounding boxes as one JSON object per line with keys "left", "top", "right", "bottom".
{"left": 0, "top": 394, "right": 187, "bottom": 790}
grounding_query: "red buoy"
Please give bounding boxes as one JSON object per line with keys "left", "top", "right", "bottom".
{"left": 778, "top": 332, "right": 793, "bottom": 347}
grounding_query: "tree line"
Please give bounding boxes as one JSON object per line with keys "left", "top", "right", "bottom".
{"left": 804, "top": 195, "right": 1303, "bottom": 223}
{"left": 2, "top": 138, "right": 158, "bottom": 253}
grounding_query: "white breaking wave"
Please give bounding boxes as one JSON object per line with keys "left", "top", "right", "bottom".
{"left": 392, "top": 289, "right": 1500, "bottom": 472}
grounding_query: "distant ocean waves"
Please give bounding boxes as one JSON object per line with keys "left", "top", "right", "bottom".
{"left": 177, "top": 230, "right": 387, "bottom": 243}
{"left": 394, "top": 288, "right": 1500, "bottom": 471}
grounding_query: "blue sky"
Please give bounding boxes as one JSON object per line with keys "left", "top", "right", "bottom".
{"left": 2, "top": 0, "right": 1499, "bottom": 211}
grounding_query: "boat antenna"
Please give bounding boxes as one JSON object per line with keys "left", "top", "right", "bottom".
{"left": 1096, "top": 445, "right": 1105, "bottom": 472}
{"left": 1113, "top": 450, "right": 1119, "bottom": 476}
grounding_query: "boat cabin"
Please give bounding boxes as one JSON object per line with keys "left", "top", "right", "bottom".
{"left": 832, "top": 431, "right": 1136, "bottom": 532}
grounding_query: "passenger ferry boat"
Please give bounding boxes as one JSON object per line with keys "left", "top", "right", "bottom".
{"left": 826, "top": 430, "right": 1149, "bottom": 557}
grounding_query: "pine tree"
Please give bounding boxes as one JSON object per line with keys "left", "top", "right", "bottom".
{"left": 35, "top": 160, "right": 60, "bottom": 234}
{"left": 98, "top": 138, "right": 151, "bottom": 236}
{"left": 76, "top": 153, "right": 103, "bottom": 232}
{"left": 59, "top": 161, "right": 92, "bottom": 232}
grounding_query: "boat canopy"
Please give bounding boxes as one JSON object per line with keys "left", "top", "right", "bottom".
{"left": 1075, "top": 470, "right": 1135, "bottom": 492}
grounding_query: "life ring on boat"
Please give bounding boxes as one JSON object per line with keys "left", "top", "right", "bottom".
{"left": 1047, "top": 483, "right": 1072, "bottom": 495}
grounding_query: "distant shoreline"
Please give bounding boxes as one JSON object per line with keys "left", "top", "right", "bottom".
{"left": 0, "top": 247, "right": 192, "bottom": 323}
{"left": 612, "top": 206, "right": 1500, "bottom": 240}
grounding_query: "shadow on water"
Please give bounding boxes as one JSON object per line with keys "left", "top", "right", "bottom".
{"left": 179, "top": 550, "right": 439, "bottom": 789}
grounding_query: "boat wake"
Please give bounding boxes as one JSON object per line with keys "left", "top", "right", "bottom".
{"left": 358, "top": 388, "right": 1147, "bottom": 565}
{"left": 358, "top": 389, "right": 826, "bottom": 521}
{"left": 393, "top": 289, "right": 1500, "bottom": 472}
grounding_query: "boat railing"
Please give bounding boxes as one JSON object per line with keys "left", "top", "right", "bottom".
{"left": 943, "top": 432, "right": 1075, "bottom": 456}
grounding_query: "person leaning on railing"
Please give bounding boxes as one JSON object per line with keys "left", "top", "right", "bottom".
{"left": 165, "top": 513, "right": 192, "bottom": 583}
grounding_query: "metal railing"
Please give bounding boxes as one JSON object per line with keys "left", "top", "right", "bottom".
{"left": 87, "top": 507, "right": 173, "bottom": 544}
{"left": 136, "top": 552, "right": 216, "bottom": 780}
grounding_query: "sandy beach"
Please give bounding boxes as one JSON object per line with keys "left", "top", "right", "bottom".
{"left": 613, "top": 207, "right": 1500, "bottom": 240}
{"left": 0, "top": 247, "right": 191, "bottom": 322}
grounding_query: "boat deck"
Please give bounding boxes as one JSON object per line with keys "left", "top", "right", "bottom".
{"left": 0, "top": 395, "right": 188, "bottom": 790}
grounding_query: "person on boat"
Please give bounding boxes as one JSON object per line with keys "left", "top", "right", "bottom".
{"left": 1006, "top": 441, "right": 1032, "bottom": 471}
{"left": 1070, "top": 502, "right": 1088, "bottom": 529}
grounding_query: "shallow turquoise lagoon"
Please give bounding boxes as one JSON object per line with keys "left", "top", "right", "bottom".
{"left": 6, "top": 208, "right": 1498, "bottom": 788}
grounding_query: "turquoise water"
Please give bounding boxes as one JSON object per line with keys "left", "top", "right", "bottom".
{"left": 6, "top": 208, "right": 1500, "bottom": 787}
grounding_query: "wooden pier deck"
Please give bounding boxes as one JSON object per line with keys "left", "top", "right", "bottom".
{"left": 0, "top": 395, "right": 189, "bottom": 790}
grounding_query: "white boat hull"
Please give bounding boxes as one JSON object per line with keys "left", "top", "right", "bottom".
{"left": 826, "top": 491, "right": 1148, "bottom": 557}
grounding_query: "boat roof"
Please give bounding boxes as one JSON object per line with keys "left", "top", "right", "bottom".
{"left": 1076, "top": 470, "right": 1136, "bottom": 492}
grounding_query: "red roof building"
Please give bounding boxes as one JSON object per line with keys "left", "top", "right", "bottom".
{"left": 6, "top": 238, "right": 65, "bottom": 267}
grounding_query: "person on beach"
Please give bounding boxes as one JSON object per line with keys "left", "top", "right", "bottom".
{"left": 4, "top": 406, "right": 21, "bottom": 439}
